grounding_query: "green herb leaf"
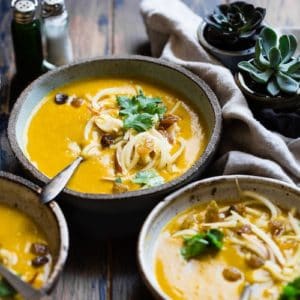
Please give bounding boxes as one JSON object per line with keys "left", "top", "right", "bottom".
{"left": 206, "top": 229, "right": 224, "bottom": 250}
{"left": 117, "top": 95, "right": 139, "bottom": 116}
{"left": 180, "top": 234, "right": 208, "bottom": 260}
{"left": 280, "top": 277, "right": 300, "bottom": 300}
{"left": 123, "top": 113, "right": 154, "bottom": 132}
{"left": 133, "top": 169, "right": 164, "bottom": 188}
{"left": 115, "top": 177, "right": 122, "bottom": 183}
{"left": 117, "top": 91, "right": 167, "bottom": 132}
{"left": 0, "top": 279, "right": 16, "bottom": 297}
{"left": 180, "top": 229, "right": 224, "bottom": 260}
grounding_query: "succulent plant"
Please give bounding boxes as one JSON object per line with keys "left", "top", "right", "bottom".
{"left": 238, "top": 27, "right": 300, "bottom": 96}
{"left": 205, "top": 1, "right": 266, "bottom": 49}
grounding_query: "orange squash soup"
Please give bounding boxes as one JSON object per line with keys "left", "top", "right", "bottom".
{"left": 25, "top": 78, "right": 207, "bottom": 194}
{"left": 154, "top": 190, "right": 300, "bottom": 300}
{"left": 0, "top": 204, "right": 51, "bottom": 299}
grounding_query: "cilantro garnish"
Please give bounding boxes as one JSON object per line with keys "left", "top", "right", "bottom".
{"left": 117, "top": 91, "right": 167, "bottom": 132}
{"left": 180, "top": 229, "right": 224, "bottom": 260}
{"left": 132, "top": 169, "right": 164, "bottom": 188}
{"left": 280, "top": 277, "right": 300, "bottom": 300}
{"left": 0, "top": 279, "right": 16, "bottom": 298}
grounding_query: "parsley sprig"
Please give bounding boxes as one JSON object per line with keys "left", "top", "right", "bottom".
{"left": 180, "top": 229, "right": 224, "bottom": 260}
{"left": 0, "top": 278, "right": 16, "bottom": 298}
{"left": 280, "top": 277, "right": 300, "bottom": 300}
{"left": 132, "top": 169, "right": 164, "bottom": 188}
{"left": 117, "top": 91, "right": 167, "bottom": 132}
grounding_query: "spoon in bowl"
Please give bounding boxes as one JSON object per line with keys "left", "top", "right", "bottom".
{"left": 240, "top": 284, "right": 253, "bottom": 300}
{"left": 40, "top": 156, "right": 84, "bottom": 204}
{"left": 0, "top": 263, "right": 45, "bottom": 300}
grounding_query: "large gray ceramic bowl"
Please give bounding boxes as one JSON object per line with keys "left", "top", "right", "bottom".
{"left": 0, "top": 171, "right": 69, "bottom": 294}
{"left": 138, "top": 175, "right": 300, "bottom": 299}
{"left": 8, "top": 55, "right": 221, "bottom": 236}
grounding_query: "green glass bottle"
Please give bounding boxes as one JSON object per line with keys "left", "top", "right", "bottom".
{"left": 11, "top": 0, "right": 44, "bottom": 82}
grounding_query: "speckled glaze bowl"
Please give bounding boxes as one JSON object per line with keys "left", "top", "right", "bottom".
{"left": 138, "top": 175, "right": 300, "bottom": 299}
{"left": 0, "top": 171, "right": 69, "bottom": 294}
{"left": 8, "top": 55, "right": 222, "bottom": 236}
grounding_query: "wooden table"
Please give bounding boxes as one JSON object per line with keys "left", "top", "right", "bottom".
{"left": 1, "top": 1, "right": 300, "bottom": 299}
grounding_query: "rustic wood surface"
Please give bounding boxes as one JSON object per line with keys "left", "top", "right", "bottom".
{"left": 0, "top": 0, "right": 300, "bottom": 299}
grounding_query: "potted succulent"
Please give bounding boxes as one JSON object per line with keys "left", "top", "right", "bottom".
{"left": 197, "top": 1, "right": 266, "bottom": 71}
{"left": 236, "top": 26, "right": 300, "bottom": 109}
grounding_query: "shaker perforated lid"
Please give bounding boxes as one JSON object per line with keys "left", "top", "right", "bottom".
{"left": 11, "top": 0, "right": 38, "bottom": 24}
{"left": 42, "top": 0, "right": 66, "bottom": 18}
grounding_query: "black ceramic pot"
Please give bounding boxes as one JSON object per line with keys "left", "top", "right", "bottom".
{"left": 197, "top": 21, "right": 255, "bottom": 72}
{"left": 236, "top": 72, "right": 300, "bottom": 110}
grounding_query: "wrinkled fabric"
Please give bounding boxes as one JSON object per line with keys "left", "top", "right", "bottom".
{"left": 141, "top": 0, "right": 300, "bottom": 186}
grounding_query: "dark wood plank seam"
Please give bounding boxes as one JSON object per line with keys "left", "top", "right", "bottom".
{"left": 108, "top": 0, "right": 114, "bottom": 54}
{"left": 106, "top": 240, "right": 113, "bottom": 300}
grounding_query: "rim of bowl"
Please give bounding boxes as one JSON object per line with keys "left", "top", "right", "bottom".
{"left": 8, "top": 55, "right": 222, "bottom": 201}
{"left": 137, "top": 175, "right": 300, "bottom": 299}
{"left": 0, "top": 171, "right": 69, "bottom": 293}
{"left": 197, "top": 21, "right": 255, "bottom": 57}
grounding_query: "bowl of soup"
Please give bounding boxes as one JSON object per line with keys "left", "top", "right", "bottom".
{"left": 138, "top": 175, "right": 300, "bottom": 299}
{"left": 8, "top": 55, "right": 221, "bottom": 236}
{"left": 0, "top": 171, "right": 68, "bottom": 298}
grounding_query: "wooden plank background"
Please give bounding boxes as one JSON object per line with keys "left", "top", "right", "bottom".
{"left": 0, "top": 0, "right": 300, "bottom": 299}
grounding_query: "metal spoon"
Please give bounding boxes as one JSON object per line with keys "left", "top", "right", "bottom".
{"left": 40, "top": 156, "right": 83, "bottom": 204}
{"left": 240, "top": 284, "right": 252, "bottom": 300}
{"left": 0, "top": 263, "right": 44, "bottom": 300}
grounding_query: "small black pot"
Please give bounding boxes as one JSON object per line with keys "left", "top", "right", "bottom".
{"left": 236, "top": 72, "right": 300, "bottom": 110}
{"left": 197, "top": 21, "right": 255, "bottom": 72}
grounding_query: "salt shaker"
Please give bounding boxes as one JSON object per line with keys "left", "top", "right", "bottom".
{"left": 11, "top": 0, "right": 44, "bottom": 80}
{"left": 41, "top": 0, "right": 73, "bottom": 69}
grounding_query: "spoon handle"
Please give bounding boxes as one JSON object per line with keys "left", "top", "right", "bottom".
{"left": 40, "top": 156, "right": 83, "bottom": 204}
{"left": 240, "top": 284, "right": 252, "bottom": 300}
{"left": 0, "top": 264, "right": 44, "bottom": 300}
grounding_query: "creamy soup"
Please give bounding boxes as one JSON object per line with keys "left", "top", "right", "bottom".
{"left": 26, "top": 78, "right": 207, "bottom": 194}
{"left": 154, "top": 189, "right": 300, "bottom": 300}
{"left": 0, "top": 204, "right": 51, "bottom": 299}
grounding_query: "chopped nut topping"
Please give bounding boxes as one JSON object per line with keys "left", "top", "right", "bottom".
{"left": 31, "top": 243, "right": 49, "bottom": 256}
{"left": 71, "top": 97, "right": 84, "bottom": 108}
{"left": 112, "top": 182, "right": 128, "bottom": 194}
{"left": 236, "top": 224, "right": 252, "bottom": 235}
{"left": 246, "top": 254, "right": 265, "bottom": 269}
{"left": 230, "top": 203, "right": 246, "bottom": 215}
{"left": 55, "top": 93, "right": 68, "bottom": 104}
{"left": 223, "top": 267, "right": 242, "bottom": 281}
{"left": 101, "top": 134, "right": 115, "bottom": 147}
{"left": 269, "top": 219, "right": 285, "bottom": 236}
{"left": 32, "top": 255, "right": 49, "bottom": 267}
{"left": 158, "top": 114, "right": 180, "bottom": 130}
{"left": 205, "top": 201, "right": 220, "bottom": 223}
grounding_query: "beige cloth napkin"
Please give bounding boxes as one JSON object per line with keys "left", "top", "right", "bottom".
{"left": 140, "top": 0, "right": 300, "bottom": 186}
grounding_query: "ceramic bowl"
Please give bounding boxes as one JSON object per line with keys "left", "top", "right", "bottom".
{"left": 8, "top": 55, "right": 222, "bottom": 236}
{"left": 138, "top": 175, "right": 300, "bottom": 299}
{"left": 0, "top": 171, "right": 69, "bottom": 294}
{"left": 197, "top": 21, "right": 255, "bottom": 72}
{"left": 236, "top": 72, "right": 300, "bottom": 109}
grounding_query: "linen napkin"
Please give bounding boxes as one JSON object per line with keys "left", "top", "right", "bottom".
{"left": 140, "top": 0, "right": 300, "bottom": 186}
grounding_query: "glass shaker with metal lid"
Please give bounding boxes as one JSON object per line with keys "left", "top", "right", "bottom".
{"left": 11, "top": 0, "right": 44, "bottom": 81}
{"left": 41, "top": 0, "right": 73, "bottom": 69}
